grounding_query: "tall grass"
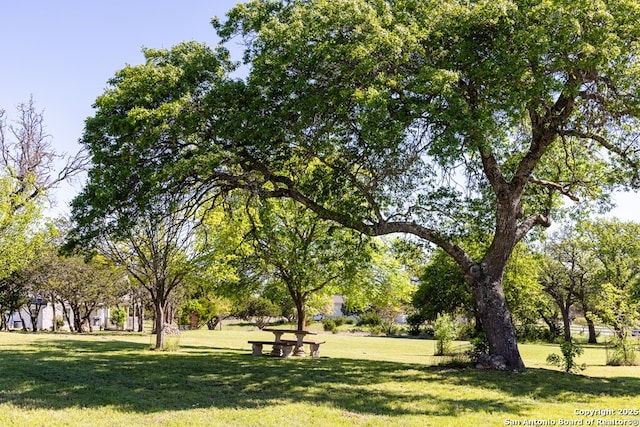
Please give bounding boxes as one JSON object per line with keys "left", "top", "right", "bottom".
{"left": 0, "top": 329, "right": 638, "bottom": 426}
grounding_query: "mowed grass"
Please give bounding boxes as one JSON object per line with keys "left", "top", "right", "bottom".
{"left": 0, "top": 328, "right": 638, "bottom": 427}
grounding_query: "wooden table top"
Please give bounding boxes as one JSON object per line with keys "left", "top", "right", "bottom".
{"left": 262, "top": 328, "right": 317, "bottom": 335}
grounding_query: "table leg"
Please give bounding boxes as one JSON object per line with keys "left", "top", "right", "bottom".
{"left": 293, "top": 332, "right": 306, "bottom": 357}
{"left": 251, "top": 343, "right": 263, "bottom": 356}
{"left": 270, "top": 332, "right": 284, "bottom": 357}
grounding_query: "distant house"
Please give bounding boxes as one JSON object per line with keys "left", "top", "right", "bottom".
{"left": 316, "top": 295, "right": 407, "bottom": 324}
{"left": 5, "top": 301, "right": 110, "bottom": 332}
{"left": 331, "top": 295, "right": 345, "bottom": 317}
{"left": 4, "top": 293, "right": 143, "bottom": 332}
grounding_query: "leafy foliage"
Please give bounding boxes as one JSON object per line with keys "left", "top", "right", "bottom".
{"left": 236, "top": 296, "right": 281, "bottom": 329}
{"left": 433, "top": 313, "right": 458, "bottom": 356}
{"left": 606, "top": 335, "right": 639, "bottom": 366}
{"left": 110, "top": 307, "right": 127, "bottom": 330}
{"left": 546, "top": 340, "right": 586, "bottom": 373}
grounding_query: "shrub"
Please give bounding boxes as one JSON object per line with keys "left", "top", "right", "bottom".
{"left": 546, "top": 340, "right": 586, "bottom": 373}
{"left": 456, "top": 322, "right": 477, "bottom": 340}
{"left": 606, "top": 335, "right": 639, "bottom": 366}
{"left": 516, "top": 324, "right": 556, "bottom": 342}
{"left": 110, "top": 307, "right": 127, "bottom": 330}
{"left": 357, "top": 311, "right": 383, "bottom": 327}
{"left": 322, "top": 318, "right": 338, "bottom": 334}
{"left": 237, "top": 297, "right": 281, "bottom": 329}
{"left": 467, "top": 333, "right": 490, "bottom": 364}
{"left": 406, "top": 311, "right": 427, "bottom": 336}
{"left": 433, "top": 313, "right": 457, "bottom": 356}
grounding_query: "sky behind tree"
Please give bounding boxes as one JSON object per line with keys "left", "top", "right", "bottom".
{"left": 0, "top": 1, "right": 241, "bottom": 214}
{"left": 1, "top": 0, "right": 638, "bottom": 221}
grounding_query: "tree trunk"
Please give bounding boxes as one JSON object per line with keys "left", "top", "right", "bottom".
{"left": 84, "top": 303, "right": 94, "bottom": 332}
{"left": 585, "top": 316, "right": 597, "bottom": 344}
{"left": 296, "top": 303, "right": 306, "bottom": 331}
{"left": 61, "top": 301, "right": 73, "bottom": 332}
{"left": 137, "top": 302, "right": 145, "bottom": 332}
{"left": 30, "top": 311, "right": 38, "bottom": 332}
{"left": 153, "top": 299, "right": 166, "bottom": 350}
{"left": 164, "top": 302, "right": 173, "bottom": 325}
{"left": 51, "top": 295, "right": 57, "bottom": 332}
{"left": 561, "top": 306, "right": 572, "bottom": 342}
{"left": 471, "top": 274, "right": 524, "bottom": 369}
{"left": 539, "top": 312, "right": 561, "bottom": 339}
{"left": 18, "top": 310, "right": 28, "bottom": 332}
{"left": 207, "top": 316, "right": 222, "bottom": 330}
{"left": 71, "top": 305, "right": 83, "bottom": 332}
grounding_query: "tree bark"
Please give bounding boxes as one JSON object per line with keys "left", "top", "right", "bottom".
{"left": 51, "top": 295, "right": 57, "bottom": 332}
{"left": 470, "top": 272, "right": 524, "bottom": 369}
{"left": 137, "top": 302, "right": 145, "bottom": 332}
{"left": 585, "top": 316, "right": 597, "bottom": 344}
{"left": 561, "top": 305, "right": 572, "bottom": 342}
{"left": 60, "top": 301, "right": 73, "bottom": 332}
{"left": 207, "top": 316, "right": 223, "bottom": 330}
{"left": 153, "top": 299, "right": 166, "bottom": 350}
{"left": 296, "top": 300, "right": 306, "bottom": 332}
{"left": 18, "top": 310, "right": 28, "bottom": 332}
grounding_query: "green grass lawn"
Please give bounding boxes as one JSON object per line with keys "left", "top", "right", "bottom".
{"left": 0, "top": 327, "right": 638, "bottom": 426}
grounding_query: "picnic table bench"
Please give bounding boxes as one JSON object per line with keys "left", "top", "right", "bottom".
{"left": 248, "top": 328, "right": 326, "bottom": 358}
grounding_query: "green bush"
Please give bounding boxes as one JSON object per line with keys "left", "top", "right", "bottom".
{"left": 467, "top": 333, "right": 489, "bottom": 364}
{"left": 357, "top": 311, "right": 383, "bottom": 327}
{"left": 606, "top": 335, "right": 639, "bottom": 366}
{"left": 456, "top": 322, "right": 477, "bottom": 340}
{"left": 110, "top": 307, "right": 127, "bottom": 330}
{"left": 322, "top": 318, "right": 338, "bottom": 334}
{"left": 546, "top": 340, "right": 586, "bottom": 373}
{"left": 406, "top": 311, "right": 427, "bottom": 336}
{"left": 237, "top": 297, "right": 281, "bottom": 329}
{"left": 516, "top": 324, "right": 556, "bottom": 343}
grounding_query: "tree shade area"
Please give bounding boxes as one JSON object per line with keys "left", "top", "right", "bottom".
{"left": 68, "top": 0, "right": 640, "bottom": 368}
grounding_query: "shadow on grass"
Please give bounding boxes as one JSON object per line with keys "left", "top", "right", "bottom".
{"left": 0, "top": 337, "right": 638, "bottom": 417}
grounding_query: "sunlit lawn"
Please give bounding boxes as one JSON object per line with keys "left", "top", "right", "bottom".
{"left": 0, "top": 326, "right": 638, "bottom": 426}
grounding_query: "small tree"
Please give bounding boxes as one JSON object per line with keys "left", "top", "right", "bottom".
{"left": 245, "top": 198, "right": 368, "bottom": 331}
{"left": 606, "top": 335, "right": 639, "bottom": 366}
{"left": 110, "top": 307, "right": 127, "bottom": 330}
{"left": 433, "top": 313, "right": 457, "bottom": 356}
{"left": 546, "top": 340, "right": 586, "bottom": 373}
{"left": 238, "top": 297, "right": 281, "bottom": 329}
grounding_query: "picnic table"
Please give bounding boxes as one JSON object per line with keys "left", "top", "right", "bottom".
{"left": 248, "top": 328, "right": 325, "bottom": 358}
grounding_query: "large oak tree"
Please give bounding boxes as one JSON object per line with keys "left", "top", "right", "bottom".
{"left": 73, "top": 1, "right": 640, "bottom": 368}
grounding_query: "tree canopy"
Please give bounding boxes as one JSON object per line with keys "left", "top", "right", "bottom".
{"left": 72, "top": 0, "right": 640, "bottom": 369}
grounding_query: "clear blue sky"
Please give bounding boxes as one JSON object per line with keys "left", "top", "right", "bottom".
{"left": 1, "top": 1, "right": 638, "bottom": 221}
{"left": 0, "top": 1, "right": 242, "bottom": 214}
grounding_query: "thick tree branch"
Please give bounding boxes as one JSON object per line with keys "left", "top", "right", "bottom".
{"left": 516, "top": 213, "right": 551, "bottom": 242}
{"left": 237, "top": 155, "right": 476, "bottom": 273}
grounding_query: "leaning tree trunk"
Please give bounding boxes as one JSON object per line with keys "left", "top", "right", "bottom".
{"left": 18, "top": 310, "right": 28, "bottom": 332}
{"left": 470, "top": 272, "right": 524, "bottom": 370}
{"left": 61, "top": 302, "right": 73, "bottom": 332}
